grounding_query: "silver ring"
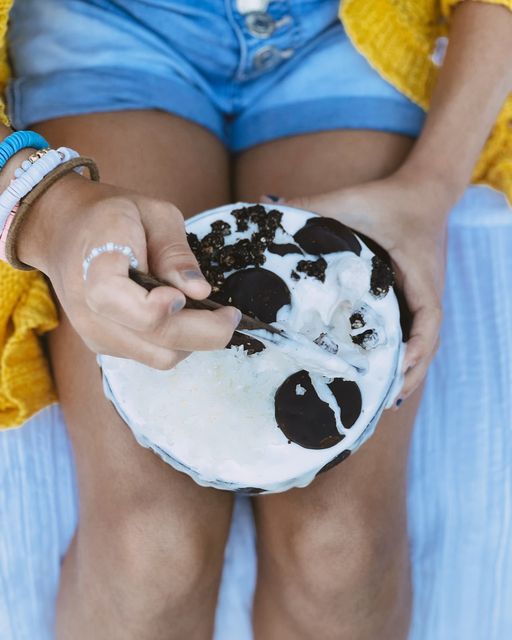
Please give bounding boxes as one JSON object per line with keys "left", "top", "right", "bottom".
{"left": 82, "top": 242, "right": 139, "bottom": 281}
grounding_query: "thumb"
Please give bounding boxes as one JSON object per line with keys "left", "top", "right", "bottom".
{"left": 145, "top": 202, "right": 211, "bottom": 300}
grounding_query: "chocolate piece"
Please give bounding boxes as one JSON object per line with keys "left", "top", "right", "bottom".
{"left": 213, "top": 267, "right": 291, "bottom": 323}
{"left": 228, "top": 333, "right": 266, "bottom": 355}
{"left": 314, "top": 333, "right": 338, "bottom": 354}
{"left": 211, "top": 220, "right": 232, "bottom": 236}
{"left": 316, "top": 449, "right": 351, "bottom": 476}
{"left": 251, "top": 232, "right": 270, "bottom": 248}
{"left": 370, "top": 255, "right": 395, "bottom": 298}
{"left": 202, "top": 265, "right": 225, "bottom": 291}
{"left": 296, "top": 257, "right": 327, "bottom": 282}
{"left": 187, "top": 232, "right": 201, "bottom": 255}
{"left": 231, "top": 205, "right": 283, "bottom": 240}
{"left": 350, "top": 312, "right": 365, "bottom": 330}
{"left": 396, "top": 288, "right": 412, "bottom": 341}
{"left": 231, "top": 207, "right": 250, "bottom": 232}
{"left": 275, "top": 370, "right": 345, "bottom": 449}
{"left": 200, "top": 231, "right": 224, "bottom": 257}
{"left": 253, "top": 208, "right": 283, "bottom": 240}
{"left": 218, "top": 238, "right": 266, "bottom": 270}
{"left": 290, "top": 270, "right": 300, "bottom": 281}
{"left": 267, "top": 242, "right": 302, "bottom": 256}
{"left": 328, "top": 378, "right": 362, "bottom": 428}
{"left": 293, "top": 217, "right": 361, "bottom": 256}
{"left": 351, "top": 329, "right": 379, "bottom": 350}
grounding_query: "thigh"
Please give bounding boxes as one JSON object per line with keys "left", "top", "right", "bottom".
{"left": 235, "top": 128, "right": 420, "bottom": 565}
{"left": 38, "top": 111, "right": 233, "bottom": 550}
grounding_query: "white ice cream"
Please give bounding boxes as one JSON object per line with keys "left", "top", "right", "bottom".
{"left": 99, "top": 204, "right": 404, "bottom": 493}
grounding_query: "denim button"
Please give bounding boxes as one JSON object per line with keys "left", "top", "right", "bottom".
{"left": 246, "top": 12, "right": 275, "bottom": 38}
{"left": 253, "top": 45, "right": 293, "bottom": 71}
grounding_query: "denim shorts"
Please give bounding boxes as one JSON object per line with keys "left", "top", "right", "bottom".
{"left": 7, "top": 0, "right": 425, "bottom": 152}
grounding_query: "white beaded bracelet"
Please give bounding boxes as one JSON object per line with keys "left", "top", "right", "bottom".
{"left": 82, "top": 243, "right": 139, "bottom": 281}
{"left": 0, "top": 147, "right": 79, "bottom": 232}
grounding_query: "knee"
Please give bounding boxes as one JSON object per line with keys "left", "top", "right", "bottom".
{"left": 80, "top": 498, "right": 228, "bottom": 616}
{"left": 262, "top": 506, "right": 410, "bottom": 616}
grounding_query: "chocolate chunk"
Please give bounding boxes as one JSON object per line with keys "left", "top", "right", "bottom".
{"left": 230, "top": 205, "right": 283, "bottom": 240}
{"left": 202, "top": 265, "right": 225, "bottom": 291}
{"left": 187, "top": 232, "right": 201, "bottom": 255}
{"left": 227, "top": 333, "right": 266, "bottom": 355}
{"left": 293, "top": 217, "right": 361, "bottom": 256}
{"left": 351, "top": 329, "right": 378, "bottom": 350}
{"left": 251, "top": 232, "right": 270, "bottom": 247}
{"left": 213, "top": 267, "right": 291, "bottom": 323}
{"left": 275, "top": 370, "right": 345, "bottom": 449}
{"left": 316, "top": 449, "right": 351, "bottom": 476}
{"left": 396, "top": 288, "right": 412, "bottom": 341}
{"left": 350, "top": 312, "right": 365, "bottom": 330}
{"left": 231, "top": 207, "right": 250, "bottom": 232}
{"left": 296, "top": 257, "right": 327, "bottom": 282}
{"left": 211, "top": 220, "right": 232, "bottom": 236}
{"left": 218, "top": 238, "right": 266, "bottom": 270}
{"left": 200, "top": 231, "right": 224, "bottom": 257}
{"left": 370, "top": 255, "right": 395, "bottom": 298}
{"left": 253, "top": 208, "right": 283, "bottom": 240}
{"left": 328, "top": 378, "right": 362, "bottom": 428}
{"left": 314, "top": 333, "right": 338, "bottom": 354}
{"left": 267, "top": 242, "right": 302, "bottom": 256}
{"left": 290, "top": 270, "right": 300, "bottom": 281}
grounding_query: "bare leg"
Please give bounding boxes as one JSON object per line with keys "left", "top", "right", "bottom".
{"left": 235, "top": 130, "right": 420, "bottom": 640}
{"left": 37, "top": 112, "right": 233, "bottom": 640}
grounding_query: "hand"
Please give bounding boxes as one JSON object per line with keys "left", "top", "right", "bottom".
{"left": 278, "top": 172, "right": 454, "bottom": 402}
{"left": 17, "top": 173, "right": 241, "bottom": 369}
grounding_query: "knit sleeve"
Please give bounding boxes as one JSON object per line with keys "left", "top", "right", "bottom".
{"left": 441, "top": 0, "right": 512, "bottom": 19}
{"left": 0, "top": 262, "right": 58, "bottom": 429}
{"left": 0, "top": 0, "right": 10, "bottom": 126}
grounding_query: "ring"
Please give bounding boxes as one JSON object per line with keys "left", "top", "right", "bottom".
{"left": 82, "top": 242, "right": 139, "bottom": 281}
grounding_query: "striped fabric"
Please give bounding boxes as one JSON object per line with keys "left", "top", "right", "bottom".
{"left": 0, "top": 186, "right": 511, "bottom": 639}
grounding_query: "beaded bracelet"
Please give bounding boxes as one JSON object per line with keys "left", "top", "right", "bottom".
{"left": 0, "top": 131, "right": 49, "bottom": 172}
{"left": 4, "top": 157, "right": 100, "bottom": 269}
{"left": 0, "top": 147, "right": 79, "bottom": 235}
{"left": 14, "top": 148, "right": 51, "bottom": 178}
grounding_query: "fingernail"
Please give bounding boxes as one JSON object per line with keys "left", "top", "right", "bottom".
{"left": 396, "top": 398, "right": 403, "bottom": 408}
{"left": 232, "top": 309, "right": 242, "bottom": 327}
{"left": 181, "top": 269, "right": 206, "bottom": 281}
{"left": 170, "top": 298, "right": 185, "bottom": 314}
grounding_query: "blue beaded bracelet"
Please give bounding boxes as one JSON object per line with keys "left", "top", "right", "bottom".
{"left": 0, "top": 131, "right": 49, "bottom": 172}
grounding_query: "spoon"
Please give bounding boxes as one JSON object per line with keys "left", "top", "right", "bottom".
{"left": 129, "top": 269, "right": 365, "bottom": 377}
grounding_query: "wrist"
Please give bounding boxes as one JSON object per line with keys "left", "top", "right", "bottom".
{"left": 16, "top": 171, "right": 90, "bottom": 272}
{"left": 393, "top": 160, "right": 465, "bottom": 217}
{"left": 0, "top": 148, "right": 38, "bottom": 191}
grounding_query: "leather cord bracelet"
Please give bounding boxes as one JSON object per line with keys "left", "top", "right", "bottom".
{"left": 5, "top": 156, "right": 100, "bottom": 270}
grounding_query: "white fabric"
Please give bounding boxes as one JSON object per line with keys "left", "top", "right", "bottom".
{"left": 0, "top": 186, "right": 511, "bottom": 639}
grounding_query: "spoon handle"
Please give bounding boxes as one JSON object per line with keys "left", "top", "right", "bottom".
{"left": 128, "top": 268, "right": 281, "bottom": 335}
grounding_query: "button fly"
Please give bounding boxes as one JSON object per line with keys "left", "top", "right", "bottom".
{"left": 246, "top": 11, "right": 275, "bottom": 38}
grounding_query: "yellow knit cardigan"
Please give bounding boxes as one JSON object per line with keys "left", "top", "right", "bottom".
{"left": 1, "top": 0, "right": 511, "bottom": 428}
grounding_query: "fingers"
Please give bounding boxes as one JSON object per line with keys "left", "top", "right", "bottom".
{"left": 395, "top": 267, "right": 443, "bottom": 403}
{"left": 82, "top": 319, "right": 189, "bottom": 370}
{"left": 140, "top": 307, "right": 241, "bottom": 351}
{"left": 83, "top": 306, "right": 240, "bottom": 366}
{"left": 143, "top": 202, "right": 211, "bottom": 300}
